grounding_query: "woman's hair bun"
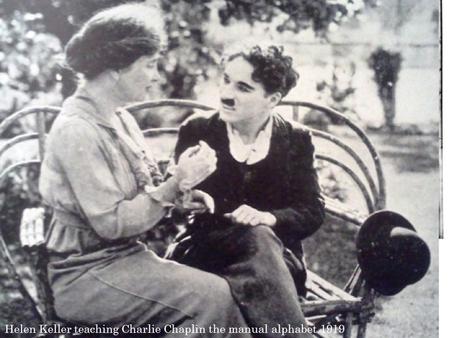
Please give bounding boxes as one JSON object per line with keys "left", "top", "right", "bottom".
{"left": 64, "top": 4, "right": 165, "bottom": 79}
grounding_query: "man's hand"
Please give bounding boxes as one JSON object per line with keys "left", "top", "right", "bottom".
{"left": 224, "top": 204, "right": 276, "bottom": 227}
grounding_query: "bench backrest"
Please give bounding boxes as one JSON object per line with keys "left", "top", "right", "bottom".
{"left": 0, "top": 99, "right": 385, "bottom": 322}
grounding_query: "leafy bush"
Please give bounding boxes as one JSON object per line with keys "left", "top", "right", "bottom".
{"left": 0, "top": 8, "right": 63, "bottom": 136}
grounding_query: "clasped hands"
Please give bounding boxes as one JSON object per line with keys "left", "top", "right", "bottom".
{"left": 173, "top": 141, "right": 276, "bottom": 227}
{"left": 172, "top": 141, "right": 216, "bottom": 215}
{"left": 174, "top": 141, "right": 217, "bottom": 192}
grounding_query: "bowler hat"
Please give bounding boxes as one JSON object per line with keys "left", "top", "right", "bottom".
{"left": 356, "top": 210, "right": 430, "bottom": 296}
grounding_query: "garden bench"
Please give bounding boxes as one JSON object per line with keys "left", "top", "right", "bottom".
{"left": 0, "top": 99, "right": 385, "bottom": 338}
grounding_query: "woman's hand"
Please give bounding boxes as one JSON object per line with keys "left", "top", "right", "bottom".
{"left": 224, "top": 204, "right": 276, "bottom": 227}
{"left": 175, "top": 141, "right": 217, "bottom": 191}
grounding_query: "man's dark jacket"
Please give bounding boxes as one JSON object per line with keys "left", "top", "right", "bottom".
{"left": 173, "top": 112, "right": 325, "bottom": 255}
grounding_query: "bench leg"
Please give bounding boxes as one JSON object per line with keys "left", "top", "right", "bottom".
{"left": 356, "top": 322, "right": 367, "bottom": 338}
{"left": 343, "top": 313, "right": 353, "bottom": 338}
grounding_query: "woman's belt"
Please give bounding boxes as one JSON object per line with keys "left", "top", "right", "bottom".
{"left": 53, "top": 209, "right": 90, "bottom": 230}
{"left": 49, "top": 209, "right": 140, "bottom": 261}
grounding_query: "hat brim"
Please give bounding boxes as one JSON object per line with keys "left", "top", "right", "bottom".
{"left": 356, "top": 210, "right": 415, "bottom": 252}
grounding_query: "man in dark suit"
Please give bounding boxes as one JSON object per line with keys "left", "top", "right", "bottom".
{"left": 167, "top": 45, "right": 325, "bottom": 338}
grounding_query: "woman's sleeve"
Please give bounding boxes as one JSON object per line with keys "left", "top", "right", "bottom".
{"left": 54, "top": 121, "right": 180, "bottom": 240}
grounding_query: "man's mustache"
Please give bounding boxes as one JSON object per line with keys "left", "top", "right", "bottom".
{"left": 221, "top": 98, "right": 235, "bottom": 107}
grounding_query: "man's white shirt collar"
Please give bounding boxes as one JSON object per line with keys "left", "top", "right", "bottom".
{"left": 226, "top": 116, "right": 273, "bottom": 165}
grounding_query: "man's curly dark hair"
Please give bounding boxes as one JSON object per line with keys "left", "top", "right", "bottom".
{"left": 223, "top": 45, "right": 299, "bottom": 97}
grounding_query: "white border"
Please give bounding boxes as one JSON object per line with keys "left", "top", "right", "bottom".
{"left": 440, "top": 1, "right": 447, "bottom": 337}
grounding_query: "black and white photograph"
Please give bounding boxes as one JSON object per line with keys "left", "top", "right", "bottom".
{"left": 0, "top": 0, "right": 441, "bottom": 337}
